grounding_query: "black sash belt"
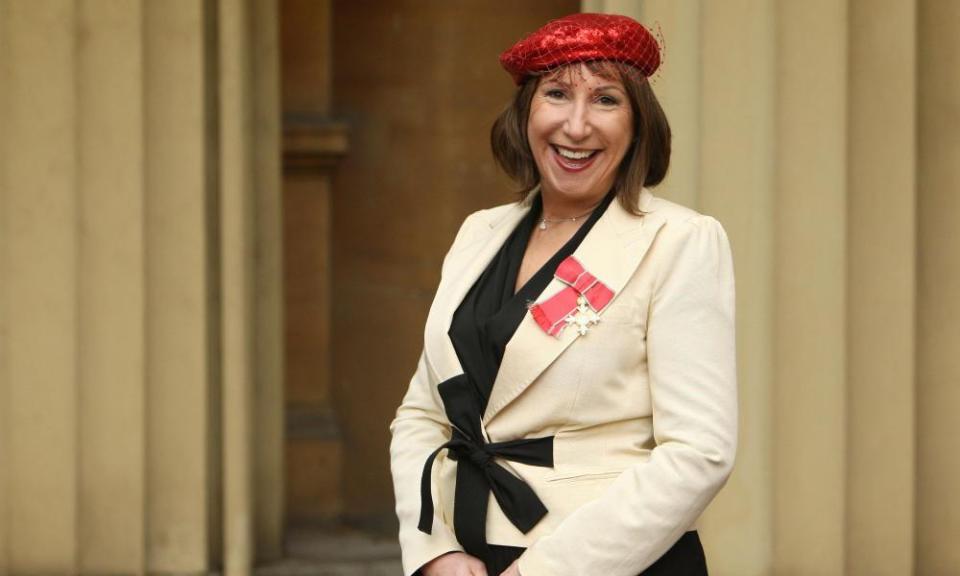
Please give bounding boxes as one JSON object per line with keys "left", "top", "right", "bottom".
{"left": 417, "top": 374, "right": 553, "bottom": 555}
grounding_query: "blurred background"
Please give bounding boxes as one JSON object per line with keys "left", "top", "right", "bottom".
{"left": 1, "top": 0, "right": 958, "bottom": 575}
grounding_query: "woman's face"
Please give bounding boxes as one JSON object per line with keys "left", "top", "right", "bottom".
{"left": 527, "top": 64, "right": 634, "bottom": 207}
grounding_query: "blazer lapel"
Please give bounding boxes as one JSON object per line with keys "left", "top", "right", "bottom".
{"left": 482, "top": 189, "right": 666, "bottom": 424}
{"left": 424, "top": 200, "right": 532, "bottom": 384}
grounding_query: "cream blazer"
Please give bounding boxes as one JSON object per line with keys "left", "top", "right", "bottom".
{"left": 390, "top": 188, "right": 737, "bottom": 576}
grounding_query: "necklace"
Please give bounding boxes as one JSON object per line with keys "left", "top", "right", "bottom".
{"left": 538, "top": 206, "right": 597, "bottom": 230}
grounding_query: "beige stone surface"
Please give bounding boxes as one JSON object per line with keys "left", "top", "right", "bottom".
{"left": 918, "top": 1, "right": 960, "bottom": 574}
{"left": 144, "top": 1, "right": 213, "bottom": 572}
{"left": 220, "top": 0, "right": 256, "bottom": 572}
{"left": 0, "top": 0, "right": 284, "bottom": 571}
{"left": 846, "top": 1, "right": 916, "bottom": 574}
{"left": 2, "top": 1, "right": 80, "bottom": 571}
{"left": 636, "top": 0, "right": 701, "bottom": 208}
{"left": 774, "top": 2, "right": 849, "bottom": 574}
{"left": 697, "top": 1, "right": 775, "bottom": 574}
{"left": 0, "top": 2, "right": 10, "bottom": 573}
{"left": 77, "top": 0, "right": 147, "bottom": 573}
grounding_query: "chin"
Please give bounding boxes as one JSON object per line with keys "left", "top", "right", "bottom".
{"left": 542, "top": 176, "right": 613, "bottom": 204}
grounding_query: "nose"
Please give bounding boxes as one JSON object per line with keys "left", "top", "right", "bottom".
{"left": 563, "top": 98, "right": 592, "bottom": 141}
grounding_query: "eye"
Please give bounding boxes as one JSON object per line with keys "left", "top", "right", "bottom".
{"left": 596, "top": 94, "right": 620, "bottom": 106}
{"left": 543, "top": 88, "right": 567, "bottom": 100}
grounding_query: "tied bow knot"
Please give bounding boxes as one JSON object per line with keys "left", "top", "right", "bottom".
{"left": 417, "top": 374, "right": 553, "bottom": 555}
{"left": 442, "top": 433, "right": 495, "bottom": 469}
{"left": 529, "top": 256, "right": 615, "bottom": 337}
{"left": 465, "top": 443, "right": 493, "bottom": 469}
{"left": 418, "top": 428, "right": 553, "bottom": 538}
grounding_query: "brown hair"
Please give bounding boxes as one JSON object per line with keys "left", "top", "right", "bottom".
{"left": 490, "top": 61, "right": 671, "bottom": 214}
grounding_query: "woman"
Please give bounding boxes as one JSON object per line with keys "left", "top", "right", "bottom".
{"left": 390, "top": 13, "right": 737, "bottom": 576}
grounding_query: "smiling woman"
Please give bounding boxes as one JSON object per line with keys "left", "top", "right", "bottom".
{"left": 491, "top": 54, "right": 670, "bottom": 220}
{"left": 390, "top": 12, "right": 736, "bottom": 576}
{"left": 527, "top": 67, "right": 634, "bottom": 214}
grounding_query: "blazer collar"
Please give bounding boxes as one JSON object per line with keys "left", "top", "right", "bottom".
{"left": 423, "top": 195, "right": 532, "bottom": 386}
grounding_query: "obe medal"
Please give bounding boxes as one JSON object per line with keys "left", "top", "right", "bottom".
{"left": 565, "top": 296, "right": 600, "bottom": 336}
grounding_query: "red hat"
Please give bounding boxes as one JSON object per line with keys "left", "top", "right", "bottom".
{"left": 499, "top": 13, "right": 661, "bottom": 85}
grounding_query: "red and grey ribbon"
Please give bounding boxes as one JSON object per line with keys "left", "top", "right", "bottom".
{"left": 529, "top": 256, "right": 614, "bottom": 337}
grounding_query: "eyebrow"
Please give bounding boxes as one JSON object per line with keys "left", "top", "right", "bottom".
{"left": 541, "top": 78, "right": 626, "bottom": 95}
{"left": 593, "top": 84, "right": 626, "bottom": 94}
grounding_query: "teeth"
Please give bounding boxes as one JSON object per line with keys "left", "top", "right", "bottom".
{"left": 556, "top": 147, "right": 595, "bottom": 160}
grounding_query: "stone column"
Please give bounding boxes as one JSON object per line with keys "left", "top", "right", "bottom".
{"left": 0, "top": 3, "right": 7, "bottom": 566}
{"left": 697, "top": 1, "right": 775, "bottom": 574}
{"left": 636, "top": 0, "right": 702, "bottom": 209}
{"left": 774, "top": 2, "right": 849, "bottom": 574}
{"left": 846, "top": 1, "right": 917, "bottom": 574}
{"left": 219, "top": 0, "right": 285, "bottom": 571}
{"left": 0, "top": 0, "right": 283, "bottom": 573}
{"left": 78, "top": 1, "right": 147, "bottom": 572}
{"left": 918, "top": 1, "right": 960, "bottom": 573}
{"left": 1, "top": 2, "right": 80, "bottom": 571}
{"left": 220, "top": 0, "right": 256, "bottom": 572}
{"left": 145, "top": 1, "right": 215, "bottom": 571}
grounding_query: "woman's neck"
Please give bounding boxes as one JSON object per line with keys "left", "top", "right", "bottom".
{"left": 539, "top": 189, "right": 607, "bottom": 219}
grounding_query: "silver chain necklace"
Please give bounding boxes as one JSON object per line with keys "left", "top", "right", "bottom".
{"left": 538, "top": 206, "right": 597, "bottom": 230}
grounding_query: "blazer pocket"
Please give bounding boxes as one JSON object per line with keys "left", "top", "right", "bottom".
{"left": 544, "top": 468, "right": 625, "bottom": 484}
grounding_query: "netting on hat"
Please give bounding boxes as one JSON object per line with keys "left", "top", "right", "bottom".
{"left": 499, "top": 13, "right": 665, "bottom": 86}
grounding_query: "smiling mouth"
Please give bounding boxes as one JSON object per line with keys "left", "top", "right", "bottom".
{"left": 551, "top": 145, "right": 600, "bottom": 171}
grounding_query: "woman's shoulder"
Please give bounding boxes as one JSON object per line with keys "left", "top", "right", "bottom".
{"left": 439, "top": 199, "right": 525, "bottom": 273}
{"left": 449, "top": 198, "right": 527, "bottom": 245}
{"left": 644, "top": 191, "right": 718, "bottom": 228}
{"left": 462, "top": 199, "right": 526, "bottom": 228}
{"left": 641, "top": 191, "right": 732, "bottom": 264}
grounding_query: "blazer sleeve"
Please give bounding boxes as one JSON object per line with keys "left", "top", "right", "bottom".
{"left": 389, "top": 212, "right": 482, "bottom": 576}
{"left": 519, "top": 215, "right": 738, "bottom": 576}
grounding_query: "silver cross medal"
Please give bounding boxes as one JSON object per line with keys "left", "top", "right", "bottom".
{"left": 565, "top": 295, "right": 600, "bottom": 336}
